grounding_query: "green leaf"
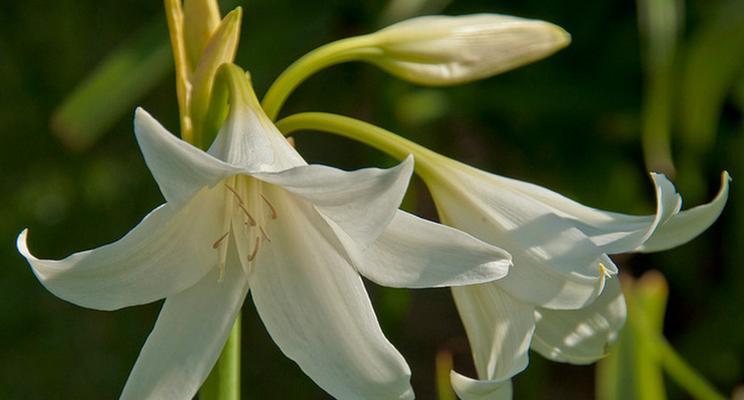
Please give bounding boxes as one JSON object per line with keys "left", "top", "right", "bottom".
{"left": 632, "top": 272, "right": 669, "bottom": 400}
{"left": 679, "top": 0, "right": 744, "bottom": 153}
{"left": 596, "top": 272, "right": 668, "bottom": 400}
{"left": 52, "top": 19, "right": 172, "bottom": 151}
{"left": 637, "top": 0, "right": 681, "bottom": 177}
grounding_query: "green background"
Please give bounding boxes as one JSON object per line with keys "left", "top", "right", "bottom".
{"left": 0, "top": 0, "right": 741, "bottom": 398}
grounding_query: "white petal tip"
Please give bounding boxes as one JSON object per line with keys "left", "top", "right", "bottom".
{"left": 450, "top": 371, "right": 512, "bottom": 400}
{"left": 398, "top": 154, "right": 415, "bottom": 177}
{"left": 722, "top": 170, "right": 732, "bottom": 182}
{"left": 133, "top": 107, "right": 157, "bottom": 131}
{"left": 16, "top": 228, "right": 30, "bottom": 255}
{"left": 548, "top": 24, "right": 571, "bottom": 47}
{"left": 133, "top": 106, "right": 148, "bottom": 120}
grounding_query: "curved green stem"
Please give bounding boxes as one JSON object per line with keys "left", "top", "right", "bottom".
{"left": 276, "top": 112, "right": 443, "bottom": 182}
{"left": 652, "top": 335, "right": 726, "bottom": 400}
{"left": 262, "top": 37, "right": 380, "bottom": 121}
{"left": 200, "top": 316, "right": 241, "bottom": 400}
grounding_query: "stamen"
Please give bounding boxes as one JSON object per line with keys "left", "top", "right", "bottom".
{"left": 247, "top": 236, "right": 261, "bottom": 262}
{"left": 224, "top": 183, "right": 244, "bottom": 204}
{"left": 598, "top": 262, "right": 612, "bottom": 278}
{"left": 260, "top": 226, "right": 272, "bottom": 242}
{"left": 260, "top": 194, "right": 278, "bottom": 219}
{"left": 212, "top": 232, "right": 230, "bottom": 249}
{"left": 238, "top": 203, "right": 256, "bottom": 226}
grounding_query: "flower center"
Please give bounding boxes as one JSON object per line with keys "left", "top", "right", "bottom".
{"left": 212, "top": 175, "right": 278, "bottom": 279}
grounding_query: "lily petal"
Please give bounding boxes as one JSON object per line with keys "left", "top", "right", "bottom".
{"left": 351, "top": 210, "right": 511, "bottom": 288}
{"left": 430, "top": 171, "right": 615, "bottom": 309}
{"left": 135, "top": 101, "right": 307, "bottom": 208}
{"left": 253, "top": 156, "right": 413, "bottom": 247}
{"left": 17, "top": 186, "right": 226, "bottom": 311}
{"left": 491, "top": 169, "right": 730, "bottom": 254}
{"left": 639, "top": 172, "right": 730, "bottom": 252}
{"left": 134, "top": 108, "right": 238, "bottom": 206}
{"left": 531, "top": 277, "right": 626, "bottom": 364}
{"left": 451, "top": 285, "right": 535, "bottom": 381}
{"left": 450, "top": 371, "right": 512, "bottom": 400}
{"left": 120, "top": 247, "right": 249, "bottom": 400}
{"left": 205, "top": 86, "right": 306, "bottom": 172}
{"left": 249, "top": 187, "right": 413, "bottom": 400}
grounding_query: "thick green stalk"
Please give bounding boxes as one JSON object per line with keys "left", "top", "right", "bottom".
{"left": 261, "top": 37, "right": 380, "bottom": 121}
{"left": 200, "top": 316, "right": 241, "bottom": 400}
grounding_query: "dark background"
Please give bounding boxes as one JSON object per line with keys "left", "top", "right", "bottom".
{"left": 0, "top": 0, "right": 741, "bottom": 398}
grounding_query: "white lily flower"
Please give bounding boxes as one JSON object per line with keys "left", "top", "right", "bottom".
{"left": 17, "top": 65, "right": 512, "bottom": 400}
{"left": 368, "top": 14, "right": 571, "bottom": 86}
{"left": 423, "top": 157, "right": 729, "bottom": 398}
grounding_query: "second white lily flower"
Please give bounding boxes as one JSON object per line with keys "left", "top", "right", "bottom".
{"left": 18, "top": 64, "right": 512, "bottom": 400}
{"left": 428, "top": 157, "right": 729, "bottom": 399}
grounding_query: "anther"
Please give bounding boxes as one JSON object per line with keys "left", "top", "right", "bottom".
{"left": 238, "top": 203, "right": 256, "bottom": 226}
{"left": 224, "top": 184, "right": 244, "bottom": 204}
{"left": 598, "top": 262, "right": 612, "bottom": 278}
{"left": 260, "top": 194, "right": 278, "bottom": 219}
{"left": 247, "top": 236, "right": 260, "bottom": 262}
{"left": 260, "top": 226, "right": 272, "bottom": 242}
{"left": 212, "top": 232, "right": 230, "bottom": 249}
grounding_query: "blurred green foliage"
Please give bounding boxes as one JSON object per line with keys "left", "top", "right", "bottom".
{"left": 0, "top": 0, "right": 741, "bottom": 399}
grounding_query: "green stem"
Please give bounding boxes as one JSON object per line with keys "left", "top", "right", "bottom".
{"left": 276, "top": 112, "right": 443, "bottom": 181}
{"left": 652, "top": 335, "right": 726, "bottom": 400}
{"left": 200, "top": 316, "right": 241, "bottom": 400}
{"left": 261, "top": 37, "right": 380, "bottom": 121}
{"left": 632, "top": 291, "right": 726, "bottom": 400}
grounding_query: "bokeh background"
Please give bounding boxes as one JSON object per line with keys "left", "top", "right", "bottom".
{"left": 1, "top": 0, "right": 742, "bottom": 398}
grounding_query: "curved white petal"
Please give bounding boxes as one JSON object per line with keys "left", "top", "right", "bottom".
{"left": 249, "top": 188, "right": 413, "bottom": 400}
{"left": 352, "top": 210, "right": 511, "bottom": 288}
{"left": 134, "top": 108, "right": 239, "bottom": 206}
{"left": 452, "top": 285, "right": 535, "bottom": 382}
{"left": 639, "top": 171, "right": 730, "bottom": 252}
{"left": 206, "top": 94, "right": 306, "bottom": 172}
{"left": 488, "top": 168, "right": 729, "bottom": 255}
{"left": 253, "top": 156, "right": 413, "bottom": 247}
{"left": 532, "top": 277, "right": 626, "bottom": 364}
{"left": 17, "top": 186, "right": 226, "bottom": 311}
{"left": 120, "top": 247, "right": 249, "bottom": 400}
{"left": 450, "top": 371, "right": 512, "bottom": 400}
{"left": 430, "top": 171, "right": 614, "bottom": 309}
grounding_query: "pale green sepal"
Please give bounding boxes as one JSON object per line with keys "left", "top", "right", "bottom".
{"left": 190, "top": 7, "right": 242, "bottom": 147}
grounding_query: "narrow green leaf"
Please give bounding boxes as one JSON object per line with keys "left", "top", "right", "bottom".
{"left": 596, "top": 273, "right": 668, "bottom": 400}
{"left": 637, "top": 0, "right": 682, "bottom": 177}
{"left": 632, "top": 272, "right": 669, "bottom": 400}
{"left": 679, "top": 0, "right": 744, "bottom": 152}
{"left": 52, "top": 19, "right": 172, "bottom": 151}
